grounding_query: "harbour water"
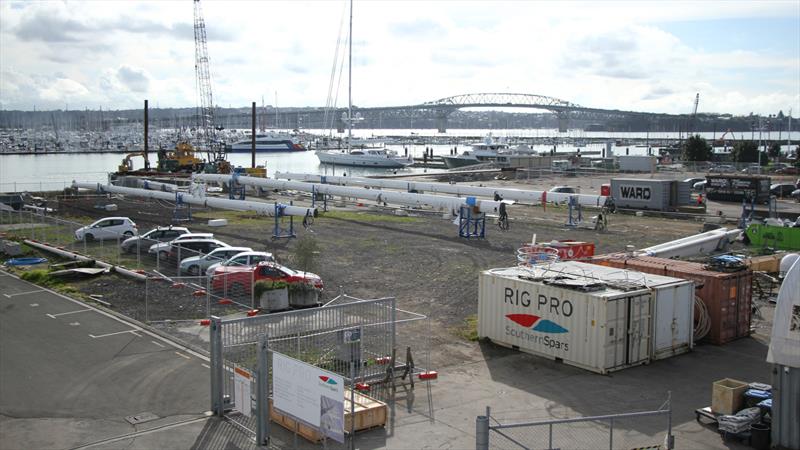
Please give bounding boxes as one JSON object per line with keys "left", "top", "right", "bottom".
{"left": 2, "top": 128, "right": 797, "bottom": 192}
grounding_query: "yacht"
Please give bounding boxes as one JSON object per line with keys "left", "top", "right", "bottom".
{"left": 440, "top": 134, "right": 513, "bottom": 169}
{"left": 226, "top": 131, "right": 306, "bottom": 152}
{"left": 316, "top": 147, "right": 413, "bottom": 168}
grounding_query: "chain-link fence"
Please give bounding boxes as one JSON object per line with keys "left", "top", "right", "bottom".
{"left": 476, "top": 396, "right": 673, "bottom": 450}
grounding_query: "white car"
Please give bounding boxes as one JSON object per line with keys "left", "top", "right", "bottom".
{"left": 120, "top": 226, "right": 190, "bottom": 253}
{"left": 180, "top": 246, "right": 253, "bottom": 275}
{"left": 75, "top": 217, "right": 138, "bottom": 241}
{"left": 206, "top": 251, "right": 275, "bottom": 276}
{"left": 148, "top": 233, "right": 214, "bottom": 257}
{"left": 152, "top": 238, "right": 229, "bottom": 262}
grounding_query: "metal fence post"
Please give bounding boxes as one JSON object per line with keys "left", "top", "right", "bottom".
{"left": 609, "top": 417, "right": 614, "bottom": 450}
{"left": 548, "top": 423, "right": 553, "bottom": 450}
{"left": 667, "top": 391, "right": 674, "bottom": 449}
{"left": 256, "top": 333, "right": 270, "bottom": 447}
{"left": 210, "top": 316, "right": 225, "bottom": 416}
{"left": 145, "top": 276, "right": 149, "bottom": 323}
{"left": 476, "top": 406, "right": 490, "bottom": 450}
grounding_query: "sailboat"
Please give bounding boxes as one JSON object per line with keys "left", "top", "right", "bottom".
{"left": 315, "top": 0, "right": 413, "bottom": 169}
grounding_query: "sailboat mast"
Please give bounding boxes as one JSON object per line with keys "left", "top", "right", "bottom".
{"left": 347, "top": 0, "right": 353, "bottom": 152}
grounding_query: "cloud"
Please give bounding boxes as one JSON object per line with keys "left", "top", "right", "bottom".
{"left": 388, "top": 20, "right": 447, "bottom": 39}
{"left": 116, "top": 65, "right": 150, "bottom": 93}
{"left": 642, "top": 86, "right": 675, "bottom": 100}
{"left": 14, "top": 10, "right": 90, "bottom": 42}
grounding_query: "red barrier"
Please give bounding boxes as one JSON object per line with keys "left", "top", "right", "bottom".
{"left": 419, "top": 371, "right": 438, "bottom": 380}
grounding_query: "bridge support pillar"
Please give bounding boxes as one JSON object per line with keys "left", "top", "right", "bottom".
{"left": 286, "top": 112, "right": 299, "bottom": 130}
{"left": 436, "top": 110, "right": 449, "bottom": 133}
{"left": 557, "top": 112, "right": 569, "bottom": 132}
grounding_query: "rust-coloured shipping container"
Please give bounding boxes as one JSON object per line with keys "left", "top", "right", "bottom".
{"left": 590, "top": 255, "right": 752, "bottom": 345}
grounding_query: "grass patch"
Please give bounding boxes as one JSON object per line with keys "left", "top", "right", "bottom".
{"left": 318, "top": 210, "right": 421, "bottom": 224}
{"left": 453, "top": 314, "right": 479, "bottom": 341}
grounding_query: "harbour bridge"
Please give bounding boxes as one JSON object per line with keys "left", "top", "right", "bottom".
{"left": 271, "top": 92, "right": 682, "bottom": 132}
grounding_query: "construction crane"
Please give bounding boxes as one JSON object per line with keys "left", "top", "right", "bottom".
{"left": 687, "top": 93, "right": 700, "bottom": 136}
{"left": 193, "top": 0, "right": 227, "bottom": 168}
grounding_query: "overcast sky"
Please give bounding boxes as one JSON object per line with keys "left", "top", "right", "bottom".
{"left": 1, "top": 0, "right": 798, "bottom": 116}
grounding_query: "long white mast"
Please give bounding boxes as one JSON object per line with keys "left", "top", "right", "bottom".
{"left": 347, "top": 0, "right": 353, "bottom": 153}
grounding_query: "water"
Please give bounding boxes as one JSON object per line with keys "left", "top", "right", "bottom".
{"left": 2, "top": 128, "right": 798, "bottom": 192}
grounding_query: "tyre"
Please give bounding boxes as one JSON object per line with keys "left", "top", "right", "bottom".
{"left": 188, "top": 265, "right": 200, "bottom": 276}
{"left": 85, "top": 233, "right": 95, "bottom": 242}
{"left": 123, "top": 231, "right": 134, "bottom": 237}
{"left": 158, "top": 251, "right": 169, "bottom": 261}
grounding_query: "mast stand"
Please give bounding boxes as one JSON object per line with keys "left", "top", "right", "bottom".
{"left": 459, "top": 205, "right": 485, "bottom": 239}
{"left": 272, "top": 202, "right": 296, "bottom": 239}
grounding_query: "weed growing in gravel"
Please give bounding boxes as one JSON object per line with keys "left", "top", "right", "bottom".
{"left": 453, "top": 314, "right": 479, "bottom": 341}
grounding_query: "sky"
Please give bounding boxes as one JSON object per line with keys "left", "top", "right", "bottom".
{"left": 1, "top": 0, "right": 798, "bottom": 116}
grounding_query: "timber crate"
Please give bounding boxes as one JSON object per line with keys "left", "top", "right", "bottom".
{"left": 712, "top": 378, "right": 747, "bottom": 415}
{"left": 269, "top": 390, "right": 387, "bottom": 443}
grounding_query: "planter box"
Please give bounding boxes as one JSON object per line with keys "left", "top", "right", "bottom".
{"left": 712, "top": 378, "right": 748, "bottom": 414}
{"left": 289, "top": 289, "right": 320, "bottom": 308}
{"left": 269, "top": 390, "right": 387, "bottom": 443}
{"left": 259, "top": 288, "right": 289, "bottom": 312}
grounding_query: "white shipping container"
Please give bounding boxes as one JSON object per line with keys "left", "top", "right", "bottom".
{"left": 553, "top": 261, "right": 695, "bottom": 360}
{"left": 478, "top": 266, "right": 653, "bottom": 374}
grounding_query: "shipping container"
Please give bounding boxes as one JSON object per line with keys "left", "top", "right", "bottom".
{"left": 610, "top": 179, "right": 690, "bottom": 211}
{"left": 561, "top": 261, "right": 695, "bottom": 360}
{"left": 478, "top": 266, "right": 653, "bottom": 374}
{"left": 617, "top": 155, "right": 657, "bottom": 172}
{"left": 590, "top": 256, "right": 752, "bottom": 345}
{"left": 705, "top": 174, "right": 771, "bottom": 203}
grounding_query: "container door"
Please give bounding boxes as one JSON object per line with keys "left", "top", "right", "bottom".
{"left": 605, "top": 298, "right": 629, "bottom": 370}
{"left": 626, "top": 293, "right": 652, "bottom": 365}
{"left": 719, "top": 278, "right": 737, "bottom": 343}
{"left": 652, "top": 287, "right": 675, "bottom": 356}
{"left": 736, "top": 274, "right": 752, "bottom": 339}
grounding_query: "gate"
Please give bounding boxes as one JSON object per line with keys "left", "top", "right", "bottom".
{"left": 210, "top": 295, "right": 408, "bottom": 446}
{"left": 476, "top": 395, "right": 674, "bottom": 450}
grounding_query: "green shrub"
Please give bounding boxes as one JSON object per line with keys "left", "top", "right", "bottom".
{"left": 253, "top": 280, "right": 288, "bottom": 298}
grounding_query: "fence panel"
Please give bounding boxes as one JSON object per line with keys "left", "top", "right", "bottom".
{"left": 479, "top": 399, "right": 673, "bottom": 450}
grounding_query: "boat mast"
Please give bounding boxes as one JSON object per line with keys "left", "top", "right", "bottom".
{"left": 347, "top": 0, "right": 352, "bottom": 153}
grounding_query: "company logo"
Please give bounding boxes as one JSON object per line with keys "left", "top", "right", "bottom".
{"left": 319, "top": 376, "right": 338, "bottom": 385}
{"left": 506, "top": 314, "right": 568, "bottom": 333}
{"left": 619, "top": 186, "right": 651, "bottom": 200}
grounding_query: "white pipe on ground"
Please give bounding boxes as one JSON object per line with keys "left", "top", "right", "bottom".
{"left": 23, "top": 239, "right": 147, "bottom": 281}
{"left": 138, "top": 179, "right": 178, "bottom": 192}
{"left": 193, "top": 173, "right": 505, "bottom": 214}
{"left": 640, "top": 228, "right": 742, "bottom": 258}
{"left": 73, "top": 182, "right": 316, "bottom": 217}
{"left": 274, "top": 171, "right": 608, "bottom": 207}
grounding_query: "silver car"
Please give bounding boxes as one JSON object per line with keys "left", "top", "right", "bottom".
{"left": 180, "top": 246, "right": 252, "bottom": 276}
{"left": 120, "top": 226, "right": 190, "bottom": 253}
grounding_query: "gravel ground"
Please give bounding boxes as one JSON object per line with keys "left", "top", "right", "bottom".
{"left": 46, "top": 179, "right": 720, "bottom": 367}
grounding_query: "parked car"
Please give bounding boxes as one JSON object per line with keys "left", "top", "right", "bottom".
{"left": 148, "top": 233, "right": 214, "bottom": 258}
{"left": 770, "top": 183, "right": 798, "bottom": 198}
{"left": 549, "top": 186, "right": 579, "bottom": 194}
{"left": 205, "top": 251, "right": 275, "bottom": 276}
{"left": 775, "top": 166, "right": 799, "bottom": 175}
{"left": 211, "top": 261, "right": 322, "bottom": 296}
{"left": 770, "top": 163, "right": 791, "bottom": 172}
{"left": 741, "top": 165, "right": 763, "bottom": 174}
{"left": 75, "top": 217, "right": 138, "bottom": 241}
{"left": 708, "top": 165, "right": 736, "bottom": 173}
{"left": 693, "top": 180, "right": 707, "bottom": 191}
{"left": 179, "top": 246, "right": 252, "bottom": 276}
{"left": 120, "top": 226, "right": 190, "bottom": 253}
{"left": 150, "top": 237, "right": 227, "bottom": 261}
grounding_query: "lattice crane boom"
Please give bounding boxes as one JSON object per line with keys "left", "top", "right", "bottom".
{"left": 193, "top": 0, "right": 222, "bottom": 162}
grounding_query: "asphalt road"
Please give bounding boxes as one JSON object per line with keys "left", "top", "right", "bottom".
{"left": 0, "top": 271, "right": 211, "bottom": 449}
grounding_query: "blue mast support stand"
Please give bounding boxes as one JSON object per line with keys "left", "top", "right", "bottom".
{"left": 566, "top": 195, "right": 582, "bottom": 227}
{"left": 272, "top": 202, "right": 296, "bottom": 239}
{"left": 173, "top": 192, "right": 192, "bottom": 222}
{"left": 228, "top": 172, "right": 245, "bottom": 200}
{"left": 311, "top": 184, "right": 328, "bottom": 212}
{"left": 458, "top": 205, "right": 485, "bottom": 239}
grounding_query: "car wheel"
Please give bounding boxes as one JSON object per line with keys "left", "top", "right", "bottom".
{"left": 85, "top": 233, "right": 95, "bottom": 242}
{"left": 188, "top": 265, "right": 200, "bottom": 276}
{"left": 158, "top": 251, "right": 169, "bottom": 261}
{"left": 123, "top": 231, "right": 134, "bottom": 237}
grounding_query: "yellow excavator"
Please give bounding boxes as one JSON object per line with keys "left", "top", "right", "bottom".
{"left": 157, "top": 141, "right": 206, "bottom": 172}
{"left": 118, "top": 152, "right": 148, "bottom": 173}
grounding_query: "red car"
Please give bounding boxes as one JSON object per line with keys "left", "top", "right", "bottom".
{"left": 211, "top": 261, "right": 323, "bottom": 295}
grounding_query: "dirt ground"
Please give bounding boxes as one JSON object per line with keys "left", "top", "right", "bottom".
{"left": 42, "top": 176, "right": 724, "bottom": 368}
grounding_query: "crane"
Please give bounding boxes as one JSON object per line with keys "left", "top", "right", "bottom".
{"left": 193, "top": 0, "right": 225, "bottom": 165}
{"left": 687, "top": 93, "right": 700, "bottom": 136}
